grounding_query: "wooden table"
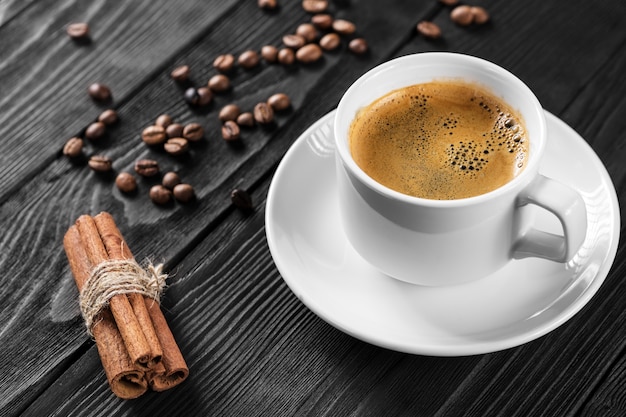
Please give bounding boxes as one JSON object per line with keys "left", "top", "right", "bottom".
{"left": 1, "top": 1, "right": 625, "bottom": 415}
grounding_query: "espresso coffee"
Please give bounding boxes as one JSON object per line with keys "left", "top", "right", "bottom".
{"left": 349, "top": 80, "right": 528, "bottom": 199}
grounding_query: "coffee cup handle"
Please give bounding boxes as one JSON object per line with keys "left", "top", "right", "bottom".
{"left": 512, "top": 174, "right": 587, "bottom": 262}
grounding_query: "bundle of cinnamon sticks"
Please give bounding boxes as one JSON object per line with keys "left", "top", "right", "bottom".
{"left": 63, "top": 212, "right": 188, "bottom": 399}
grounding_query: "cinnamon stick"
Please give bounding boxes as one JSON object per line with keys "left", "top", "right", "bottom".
{"left": 64, "top": 226, "right": 148, "bottom": 400}
{"left": 93, "top": 212, "right": 189, "bottom": 390}
{"left": 75, "top": 215, "right": 153, "bottom": 370}
{"left": 93, "top": 212, "right": 163, "bottom": 369}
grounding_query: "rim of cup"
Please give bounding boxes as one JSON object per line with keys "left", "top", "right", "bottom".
{"left": 334, "top": 52, "right": 547, "bottom": 207}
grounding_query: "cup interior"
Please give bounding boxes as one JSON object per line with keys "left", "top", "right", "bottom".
{"left": 334, "top": 52, "right": 546, "bottom": 205}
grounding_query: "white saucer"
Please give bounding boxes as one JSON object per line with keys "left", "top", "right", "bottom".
{"left": 265, "top": 110, "right": 620, "bottom": 356}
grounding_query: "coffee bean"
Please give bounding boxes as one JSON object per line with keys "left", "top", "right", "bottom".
{"left": 332, "top": 19, "right": 356, "bottom": 35}
{"left": 88, "top": 83, "right": 111, "bottom": 102}
{"left": 183, "top": 123, "right": 204, "bottom": 141}
{"left": 296, "top": 23, "right": 318, "bottom": 42}
{"left": 296, "top": 43, "right": 323, "bottom": 63}
{"left": 150, "top": 185, "right": 172, "bottom": 205}
{"left": 162, "top": 171, "right": 181, "bottom": 189}
{"left": 416, "top": 21, "right": 442, "bottom": 39}
{"left": 261, "top": 45, "right": 279, "bottom": 63}
{"left": 283, "top": 34, "right": 307, "bottom": 50}
{"left": 88, "top": 155, "right": 113, "bottom": 172}
{"left": 349, "top": 38, "right": 368, "bottom": 54}
{"left": 258, "top": 0, "right": 277, "bottom": 10}
{"left": 196, "top": 86, "right": 213, "bottom": 106}
{"left": 173, "top": 183, "right": 195, "bottom": 203}
{"left": 237, "top": 112, "right": 255, "bottom": 127}
{"left": 277, "top": 48, "right": 295, "bottom": 65}
{"left": 208, "top": 74, "right": 230, "bottom": 92}
{"left": 267, "top": 93, "right": 291, "bottom": 111}
{"left": 302, "top": 0, "right": 328, "bottom": 13}
{"left": 214, "top": 54, "right": 235, "bottom": 72}
{"left": 439, "top": 0, "right": 459, "bottom": 5}
{"left": 222, "top": 120, "right": 241, "bottom": 141}
{"left": 471, "top": 6, "right": 490, "bottom": 24}
{"left": 66, "top": 22, "right": 90, "bottom": 40}
{"left": 164, "top": 137, "right": 189, "bottom": 155}
{"left": 238, "top": 50, "right": 260, "bottom": 69}
{"left": 166, "top": 123, "right": 184, "bottom": 139}
{"left": 115, "top": 172, "right": 137, "bottom": 193}
{"left": 311, "top": 13, "right": 333, "bottom": 30}
{"left": 98, "top": 109, "right": 118, "bottom": 125}
{"left": 155, "top": 114, "right": 172, "bottom": 128}
{"left": 219, "top": 104, "right": 242, "bottom": 122}
{"left": 319, "top": 32, "right": 341, "bottom": 50}
{"left": 63, "top": 137, "right": 83, "bottom": 158}
{"left": 142, "top": 125, "right": 167, "bottom": 146}
{"left": 184, "top": 87, "right": 200, "bottom": 105}
{"left": 171, "top": 65, "right": 190, "bottom": 82}
{"left": 450, "top": 5, "right": 473, "bottom": 26}
{"left": 134, "top": 159, "right": 160, "bottom": 177}
{"left": 254, "top": 102, "right": 274, "bottom": 124}
{"left": 230, "top": 188, "right": 253, "bottom": 210}
{"left": 85, "top": 122, "right": 106, "bottom": 140}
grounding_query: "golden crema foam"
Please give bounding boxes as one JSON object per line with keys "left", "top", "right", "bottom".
{"left": 349, "top": 80, "right": 528, "bottom": 200}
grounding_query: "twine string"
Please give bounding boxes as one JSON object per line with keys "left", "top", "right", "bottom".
{"left": 79, "top": 259, "right": 167, "bottom": 334}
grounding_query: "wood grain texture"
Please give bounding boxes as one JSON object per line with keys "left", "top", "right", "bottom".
{"left": 1, "top": 0, "right": 625, "bottom": 416}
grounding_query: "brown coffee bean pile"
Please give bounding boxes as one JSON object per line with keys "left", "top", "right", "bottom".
{"left": 416, "top": 2, "right": 490, "bottom": 40}
{"left": 63, "top": 108, "right": 118, "bottom": 162}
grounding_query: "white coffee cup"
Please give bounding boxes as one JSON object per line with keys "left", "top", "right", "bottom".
{"left": 334, "top": 52, "right": 587, "bottom": 286}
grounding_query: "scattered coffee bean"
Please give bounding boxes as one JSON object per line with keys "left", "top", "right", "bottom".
{"left": 214, "top": 54, "right": 236, "bottom": 72}
{"left": 254, "top": 102, "right": 274, "bottom": 124}
{"left": 142, "top": 125, "right": 167, "bottom": 146}
{"left": 296, "top": 23, "right": 318, "bottom": 42}
{"left": 98, "top": 109, "right": 118, "bottom": 125}
{"left": 134, "top": 159, "right": 160, "bottom": 177}
{"left": 162, "top": 171, "right": 182, "bottom": 190}
{"left": 88, "top": 83, "right": 111, "bottom": 102}
{"left": 302, "top": 0, "right": 328, "bottom": 13}
{"left": 237, "top": 112, "right": 255, "bottom": 127}
{"left": 222, "top": 120, "right": 241, "bottom": 141}
{"left": 349, "top": 38, "right": 368, "bottom": 54}
{"left": 450, "top": 5, "right": 474, "bottom": 26}
{"left": 196, "top": 86, "right": 213, "bottom": 106}
{"left": 208, "top": 74, "right": 231, "bottom": 92}
{"left": 183, "top": 123, "right": 204, "bottom": 141}
{"left": 230, "top": 188, "right": 253, "bottom": 210}
{"left": 439, "top": 0, "right": 459, "bottom": 5}
{"left": 261, "top": 45, "right": 279, "bottom": 63}
{"left": 66, "top": 22, "right": 90, "bottom": 40}
{"left": 219, "top": 104, "right": 242, "bottom": 122}
{"left": 150, "top": 185, "right": 172, "bottom": 205}
{"left": 471, "top": 6, "right": 490, "bottom": 24}
{"left": 283, "top": 34, "right": 307, "bottom": 50}
{"left": 63, "top": 137, "right": 84, "bottom": 158}
{"left": 277, "top": 48, "right": 295, "bottom": 65}
{"left": 166, "top": 123, "right": 184, "bottom": 139}
{"left": 258, "top": 0, "right": 277, "bottom": 10}
{"left": 115, "top": 172, "right": 137, "bottom": 193}
{"left": 170, "top": 65, "right": 190, "bottom": 82}
{"left": 267, "top": 93, "right": 291, "bottom": 111}
{"left": 155, "top": 114, "right": 172, "bottom": 128}
{"left": 311, "top": 13, "right": 333, "bottom": 30}
{"left": 184, "top": 87, "right": 200, "bottom": 105}
{"left": 85, "top": 122, "right": 106, "bottom": 140}
{"left": 238, "top": 50, "right": 260, "bottom": 69}
{"left": 416, "top": 21, "right": 442, "bottom": 39}
{"left": 332, "top": 19, "right": 356, "bottom": 35}
{"left": 173, "top": 183, "right": 195, "bottom": 203}
{"left": 296, "top": 43, "right": 323, "bottom": 63}
{"left": 88, "top": 155, "right": 113, "bottom": 172}
{"left": 164, "top": 137, "right": 189, "bottom": 155}
{"left": 319, "top": 32, "right": 341, "bottom": 50}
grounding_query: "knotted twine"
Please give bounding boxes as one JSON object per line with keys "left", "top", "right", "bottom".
{"left": 79, "top": 259, "right": 167, "bottom": 335}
